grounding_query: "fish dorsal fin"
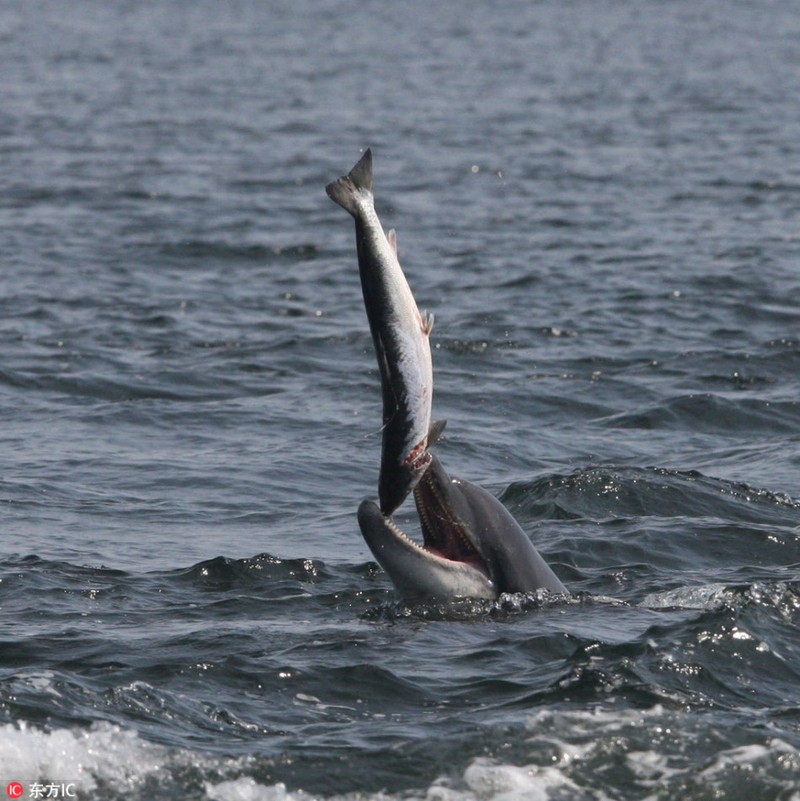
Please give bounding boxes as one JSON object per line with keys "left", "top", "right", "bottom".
{"left": 428, "top": 419, "right": 447, "bottom": 446}
{"left": 387, "top": 228, "right": 397, "bottom": 257}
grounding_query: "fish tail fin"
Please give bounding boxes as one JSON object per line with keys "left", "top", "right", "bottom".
{"left": 325, "top": 149, "right": 373, "bottom": 215}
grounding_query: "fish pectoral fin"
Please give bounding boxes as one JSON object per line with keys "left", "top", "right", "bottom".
{"left": 420, "top": 310, "right": 434, "bottom": 335}
{"left": 387, "top": 228, "right": 398, "bottom": 257}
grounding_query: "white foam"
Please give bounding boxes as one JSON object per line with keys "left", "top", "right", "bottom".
{"left": 205, "top": 779, "right": 310, "bottom": 801}
{"left": 463, "top": 758, "right": 606, "bottom": 801}
{"left": 700, "top": 739, "right": 800, "bottom": 779}
{"left": 624, "top": 750, "right": 678, "bottom": 783}
{"left": 0, "top": 721, "right": 168, "bottom": 792}
{"left": 204, "top": 760, "right": 605, "bottom": 801}
{"left": 640, "top": 582, "right": 737, "bottom": 609}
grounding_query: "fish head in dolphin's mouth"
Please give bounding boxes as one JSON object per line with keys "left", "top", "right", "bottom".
{"left": 412, "top": 453, "right": 490, "bottom": 576}
{"left": 379, "top": 439, "right": 432, "bottom": 516}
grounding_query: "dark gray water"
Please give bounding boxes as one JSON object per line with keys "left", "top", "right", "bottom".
{"left": 2, "top": 1, "right": 800, "bottom": 799}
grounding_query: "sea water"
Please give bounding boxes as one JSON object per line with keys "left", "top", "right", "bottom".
{"left": 1, "top": 1, "right": 799, "bottom": 798}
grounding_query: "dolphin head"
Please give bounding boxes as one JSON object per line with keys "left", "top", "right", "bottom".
{"left": 358, "top": 453, "right": 566, "bottom": 600}
{"left": 357, "top": 497, "right": 496, "bottom": 599}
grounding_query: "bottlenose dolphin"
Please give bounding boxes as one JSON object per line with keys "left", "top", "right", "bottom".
{"left": 326, "top": 149, "right": 434, "bottom": 515}
{"left": 358, "top": 451, "right": 567, "bottom": 600}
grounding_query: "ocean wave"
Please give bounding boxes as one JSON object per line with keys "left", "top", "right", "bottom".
{"left": 1, "top": 710, "right": 797, "bottom": 801}
{"left": 504, "top": 464, "right": 800, "bottom": 526}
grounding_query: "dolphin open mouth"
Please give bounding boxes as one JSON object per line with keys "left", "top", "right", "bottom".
{"left": 413, "top": 465, "right": 488, "bottom": 574}
{"left": 357, "top": 454, "right": 497, "bottom": 599}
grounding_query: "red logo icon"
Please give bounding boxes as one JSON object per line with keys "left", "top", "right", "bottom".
{"left": 6, "top": 783, "right": 24, "bottom": 799}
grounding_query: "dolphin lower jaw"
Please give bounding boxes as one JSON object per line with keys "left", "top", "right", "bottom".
{"left": 357, "top": 499, "right": 495, "bottom": 599}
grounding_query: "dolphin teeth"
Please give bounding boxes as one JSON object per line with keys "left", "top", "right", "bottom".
{"left": 383, "top": 514, "right": 450, "bottom": 560}
{"left": 414, "top": 470, "right": 481, "bottom": 563}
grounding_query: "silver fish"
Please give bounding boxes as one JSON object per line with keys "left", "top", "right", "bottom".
{"left": 326, "top": 149, "right": 433, "bottom": 514}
